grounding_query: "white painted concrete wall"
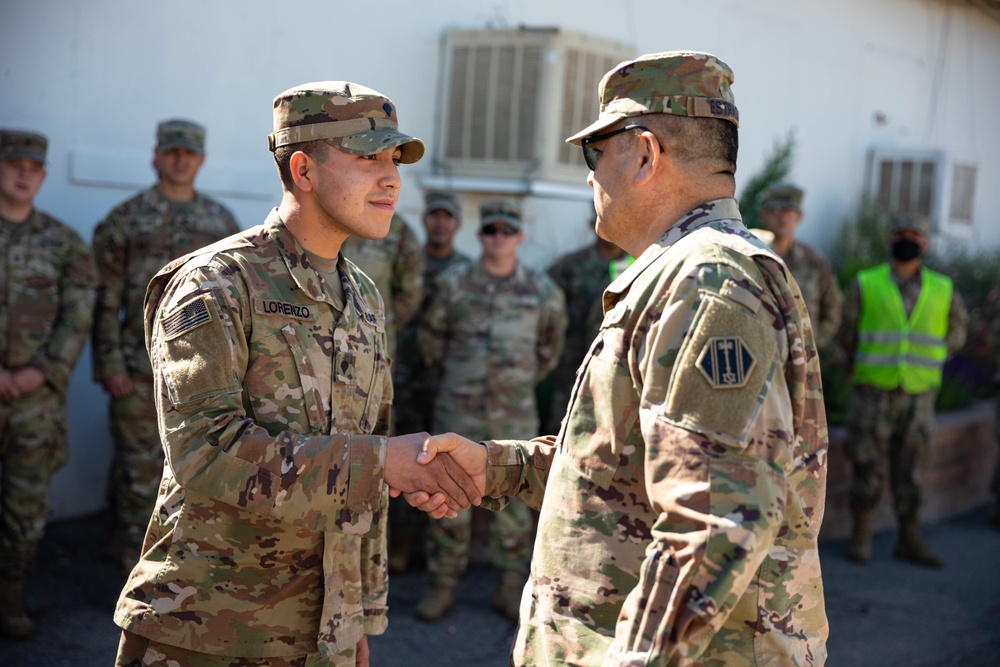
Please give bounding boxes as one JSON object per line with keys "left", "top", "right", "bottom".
{"left": 2, "top": 0, "right": 998, "bottom": 518}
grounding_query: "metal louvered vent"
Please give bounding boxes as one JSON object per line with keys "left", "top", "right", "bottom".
{"left": 437, "top": 27, "right": 634, "bottom": 185}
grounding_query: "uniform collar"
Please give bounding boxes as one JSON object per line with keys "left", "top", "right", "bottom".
{"left": 265, "top": 209, "right": 381, "bottom": 329}
{"left": 602, "top": 198, "right": 742, "bottom": 310}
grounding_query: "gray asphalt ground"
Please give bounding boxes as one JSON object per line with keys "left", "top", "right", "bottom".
{"left": 2, "top": 506, "right": 999, "bottom": 666}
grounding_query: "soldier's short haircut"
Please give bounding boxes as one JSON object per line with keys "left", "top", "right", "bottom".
{"left": 643, "top": 114, "right": 738, "bottom": 177}
{"left": 273, "top": 140, "right": 331, "bottom": 192}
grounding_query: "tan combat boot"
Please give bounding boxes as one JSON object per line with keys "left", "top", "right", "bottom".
{"left": 845, "top": 510, "right": 873, "bottom": 563}
{"left": 415, "top": 582, "right": 454, "bottom": 622}
{"left": 0, "top": 572, "right": 34, "bottom": 639}
{"left": 894, "top": 516, "right": 944, "bottom": 568}
{"left": 492, "top": 571, "right": 524, "bottom": 621}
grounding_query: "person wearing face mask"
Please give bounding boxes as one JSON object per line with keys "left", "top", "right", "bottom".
{"left": 838, "top": 213, "right": 967, "bottom": 567}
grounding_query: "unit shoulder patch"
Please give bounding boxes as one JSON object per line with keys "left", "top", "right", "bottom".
{"left": 697, "top": 336, "right": 756, "bottom": 389}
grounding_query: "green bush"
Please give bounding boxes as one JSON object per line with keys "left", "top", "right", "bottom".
{"left": 738, "top": 130, "right": 796, "bottom": 231}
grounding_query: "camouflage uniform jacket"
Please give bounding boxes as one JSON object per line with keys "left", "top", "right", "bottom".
{"left": 779, "top": 240, "right": 842, "bottom": 349}
{"left": 420, "top": 261, "right": 566, "bottom": 429}
{"left": 113, "top": 210, "right": 391, "bottom": 659}
{"left": 547, "top": 243, "right": 620, "bottom": 394}
{"left": 0, "top": 210, "right": 96, "bottom": 393}
{"left": 839, "top": 264, "right": 968, "bottom": 370}
{"left": 92, "top": 186, "right": 239, "bottom": 380}
{"left": 341, "top": 214, "right": 423, "bottom": 354}
{"left": 484, "top": 199, "right": 829, "bottom": 666}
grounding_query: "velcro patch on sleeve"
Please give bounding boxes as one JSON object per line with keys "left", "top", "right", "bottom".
{"left": 664, "top": 291, "right": 777, "bottom": 446}
{"left": 159, "top": 293, "right": 239, "bottom": 407}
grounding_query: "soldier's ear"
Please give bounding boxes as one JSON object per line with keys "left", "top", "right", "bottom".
{"left": 289, "top": 151, "right": 315, "bottom": 193}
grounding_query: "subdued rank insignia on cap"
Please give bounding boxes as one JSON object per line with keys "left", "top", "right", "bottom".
{"left": 162, "top": 297, "right": 212, "bottom": 341}
{"left": 697, "top": 336, "right": 755, "bottom": 389}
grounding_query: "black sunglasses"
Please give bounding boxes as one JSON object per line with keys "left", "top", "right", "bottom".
{"left": 580, "top": 124, "right": 649, "bottom": 171}
{"left": 481, "top": 224, "right": 519, "bottom": 237}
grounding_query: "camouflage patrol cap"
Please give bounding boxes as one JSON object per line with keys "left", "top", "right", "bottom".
{"left": 0, "top": 129, "right": 47, "bottom": 163}
{"left": 566, "top": 51, "right": 738, "bottom": 146}
{"left": 762, "top": 183, "right": 804, "bottom": 211}
{"left": 157, "top": 119, "right": 206, "bottom": 153}
{"left": 890, "top": 212, "right": 931, "bottom": 236}
{"left": 424, "top": 191, "right": 462, "bottom": 220}
{"left": 480, "top": 197, "right": 522, "bottom": 231}
{"left": 268, "top": 81, "right": 424, "bottom": 163}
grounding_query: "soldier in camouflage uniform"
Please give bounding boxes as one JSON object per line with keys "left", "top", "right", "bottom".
{"left": 413, "top": 52, "right": 831, "bottom": 665}
{"left": 415, "top": 197, "right": 566, "bottom": 622}
{"left": 341, "top": 212, "right": 423, "bottom": 358}
{"left": 544, "top": 207, "right": 629, "bottom": 433}
{"left": 759, "top": 183, "right": 843, "bottom": 348}
{"left": 839, "top": 213, "right": 967, "bottom": 567}
{"left": 389, "top": 191, "right": 472, "bottom": 573}
{"left": 0, "top": 129, "right": 96, "bottom": 638}
{"left": 91, "top": 119, "right": 241, "bottom": 571}
{"left": 112, "top": 81, "right": 481, "bottom": 667}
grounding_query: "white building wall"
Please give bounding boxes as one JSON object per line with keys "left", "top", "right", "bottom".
{"left": 2, "top": 0, "right": 998, "bottom": 518}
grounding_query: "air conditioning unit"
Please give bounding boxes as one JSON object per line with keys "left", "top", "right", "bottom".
{"left": 434, "top": 26, "right": 634, "bottom": 186}
{"left": 866, "top": 147, "right": 979, "bottom": 233}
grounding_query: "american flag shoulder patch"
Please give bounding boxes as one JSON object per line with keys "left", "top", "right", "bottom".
{"left": 162, "top": 296, "right": 213, "bottom": 341}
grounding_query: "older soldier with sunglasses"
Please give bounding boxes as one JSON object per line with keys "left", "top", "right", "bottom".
{"left": 415, "top": 197, "right": 566, "bottom": 622}
{"left": 413, "top": 51, "right": 829, "bottom": 665}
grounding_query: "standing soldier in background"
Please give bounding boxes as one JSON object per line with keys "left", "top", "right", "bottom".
{"left": 91, "top": 119, "right": 240, "bottom": 572}
{"left": 759, "top": 183, "right": 842, "bottom": 349}
{"left": 544, "top": 206, "right": 629, "bottom": 432}
{"left": 390, "top": 191, "right": 472, "bottom": 572}
{"left": 0, "top": 129, "right": 96, "bottom": 638}
{"left": 341, "top": 212, "right": 423, "bottom": 357}
{"left": 840, "top": 213, "right": 967, "bottom": 567}
{"left": 416, "top": 198, "right": 566, "bottom": 622}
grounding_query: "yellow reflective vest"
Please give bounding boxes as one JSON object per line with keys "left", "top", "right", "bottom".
{"left": 853, "top": 264, "right": 952, "bottom": 394}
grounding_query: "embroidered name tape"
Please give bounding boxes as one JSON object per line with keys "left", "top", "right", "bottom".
{"left": 255, "top": 299, "right": 316, "bottom": 321}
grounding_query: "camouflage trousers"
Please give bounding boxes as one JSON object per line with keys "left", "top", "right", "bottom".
{"left": 425, "top": 413, "right": 538, "bottom": 586}
{"left": 108, "top": 373, "right": 163, "bottom": 567}
{"left": 0, "top": 385, "right": 69, "bottom": 572}
{"left": 845, "top": 384, "right": 936, "bottom": 518}
{"left": 115, "top": 631, "right": 351, "bottom": 667}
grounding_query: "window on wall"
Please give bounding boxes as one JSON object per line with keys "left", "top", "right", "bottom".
{"left": 867, "top": 149, "right": 978, "bottom": 230}
{"left": 949, "top": 162, "right": 978, "bottom": 225}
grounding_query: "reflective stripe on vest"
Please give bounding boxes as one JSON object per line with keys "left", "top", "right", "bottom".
{"left": 853, "top": 263, "right": 952, "bottom": 393}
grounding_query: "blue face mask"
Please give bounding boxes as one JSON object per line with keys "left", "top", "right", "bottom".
{"left": 890, "top": 238, "right": 922, "bottom": 261}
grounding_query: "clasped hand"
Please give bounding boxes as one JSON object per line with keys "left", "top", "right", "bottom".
{"left": 384, "top": 432, "right": 487, "bottom": 519}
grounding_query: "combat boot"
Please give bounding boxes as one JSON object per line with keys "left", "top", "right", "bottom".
{"left": 845, "top": 510, "right": 872, "bottom": 563}
{"left": 415, "top": 582, "right": 454, "bottom": 622}
{"left": 492, "top": 571, "right": 525, "bottom": 621}
{"left": 894, "top": 516, "right": 944, "bottom": 568}
{"left": 0, "top": 572, "right": 34, "bottom": 639}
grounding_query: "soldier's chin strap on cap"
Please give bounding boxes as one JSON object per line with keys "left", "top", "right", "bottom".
{"left": 268, "top": 118, "right": 398, "bottom": 152}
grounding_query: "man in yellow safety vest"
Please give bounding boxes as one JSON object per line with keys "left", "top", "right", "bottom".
{"left": 838, "top": 213, "right": 967, "bottom": 567}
